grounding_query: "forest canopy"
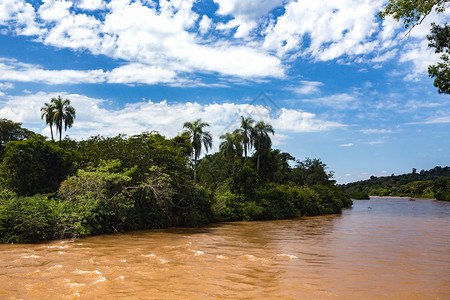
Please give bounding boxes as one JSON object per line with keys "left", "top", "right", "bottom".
{"left": 0, "top": 115, "right": 352, "bottom": 243}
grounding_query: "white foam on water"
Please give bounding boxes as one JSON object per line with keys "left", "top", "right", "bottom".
{"left": 277, "top": 253, "right": 298, "bottom": 259}
{"left": 190, "top": 249, "right": 204, "bottom": 256}
{"left": 120, "top": 259, "right": 127, "bottom": 262}
{"left": 91, "top": 276, "right": 107, "bottom": 285}
{"left": 22, "top": 255, "right": 40, "bottom": 258}
{"left": 216, "top": 255, "right": 227, "bottom": 259}
{"left": 141, "top": 253, "right": 157, "bottom": 258}
{"left": 48, "top": 264, "right": 63, "bottom": 270}
{"left": 242, "top": 254, "right": 269, "bottom": 263}
{"left": 159, "top": 259, "right": 167, "bottom": 264}
{"left": 74, "top": 269, "right": 101, "bottom": 275}
{"left": 115, "top": 276, "right": 125, "bottom": 280}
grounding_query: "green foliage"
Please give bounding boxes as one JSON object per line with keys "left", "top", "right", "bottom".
{"left": 1, "top": 118, "right": 353, "bottom": 243}
{"left": 0, "top": 119, "right": 35, "bottom": 146}
{"left": 0, "top": 191, "right": 59, "bottom": 243}
{"left": 341, "top": 166, "right": 450, "bottom": 200}
{"left": 289, "top": 158, "right": 335, "bottom": 186}
{"left": 0, "top": 139, "right": 74, "bottom": 196}
{"left": 379, "top": 0, "right": 448, "bottom": 29}
{"left": 379, "top": 1, "right": 449, "bottom": 94}
{"left": 427, "top": 23, "right": 450, "bottom": 94}
{"left": 50, "top": 96, "right": 76, "bottom": 146}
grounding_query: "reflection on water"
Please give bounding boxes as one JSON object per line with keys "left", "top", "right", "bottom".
{"left": 0, "top": 197, "right": 449, "bottom": 299}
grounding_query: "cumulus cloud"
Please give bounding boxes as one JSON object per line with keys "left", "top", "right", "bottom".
{"left": 214, "top": 0, "right": 284, "bottom": 38}
{"left": 0, "top": 0, "right": 284, "bottom": 83}
{"left": 1, "top": 0, "right": 448, "bottom": 84}
{"left": 0, "top": 92, "right": 346, "bottom": 146}
{"left": 199, "top": 15, "right": 212, "bottom": 35}
{"left": 263, "top": 0, "right": 385, "bottom": 60}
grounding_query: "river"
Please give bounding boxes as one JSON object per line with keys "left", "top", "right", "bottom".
{"left": 1, "top": 197, "right": 449, "bottom": 299}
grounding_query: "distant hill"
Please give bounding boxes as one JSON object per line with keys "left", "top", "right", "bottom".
{"left": 340, "top": 166, "right": 450, "bottom": 201}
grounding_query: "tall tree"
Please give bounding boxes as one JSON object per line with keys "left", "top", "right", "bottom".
{"left": 220, "top": 131, "right": 242, "bottom": 175}
{"left": 51, "top": 96, "right": 76, "bottom": 146}
{"left": 379, "top": 0, "right": 448, "bottom": 31}
{"left": 253, "top": 121, "right": 274, "bottom": 171}
{"left": 0, "top": 119, "right": 34, "bottom": 146}
{"left": 428, "top": 23, "right": 450, "bottom": 94}
{"left": 183, "top": 119, "right": 213, "bottom": 183}
{"left": 40, "top": 102, "right": 55, "bottom": 141}
{"left": 379, "top": 0, "right": 449, "bottom": 94}
{"left": 239, "top": 116, "right": 254, "bottom": 162}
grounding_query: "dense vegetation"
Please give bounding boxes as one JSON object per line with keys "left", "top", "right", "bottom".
{"left": 341, "top": 167, "right": 450, "bottom": 201}
{"left": 0, "top": 113, "right": 351, "bottom": 243}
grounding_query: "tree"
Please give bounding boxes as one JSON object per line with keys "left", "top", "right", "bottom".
{"left": 379, "top": 0, "right": 450, "bottom": 94}
{"left": 0, "top": 139, "right": 74, "bottom": 196}
{"left": 183, "top": 119, "right": 213, "bottom": 183}
{"left": 379, "top": 0, "right": 449, "bottom": 31}
{"left": 238, "top": 116, "right": 255, "bottom": 162}
{"left": 51, "top": 96, "right": 76, "bottom": 146}
{"left": 219, "top": 131, "right": 242, "bottom": 175}
{"left": 0, "top": 119, "right": 34, "bottom": 146}
{"left": 253, "top": 121, "right": 274, "bottom": 171}
{"left": 40, "top": 102, "right": 55, "bottom": 141}
{"left": 428, "top": 23, "right": 450, "bottom": 94}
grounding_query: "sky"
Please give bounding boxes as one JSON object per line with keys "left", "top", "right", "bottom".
{"left": 0, "top": 0, "right": 449, "bottom": 184}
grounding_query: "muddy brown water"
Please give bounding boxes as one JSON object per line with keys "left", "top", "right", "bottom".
{"left": 1, "top": 197, "right": 449, "bottom": 299}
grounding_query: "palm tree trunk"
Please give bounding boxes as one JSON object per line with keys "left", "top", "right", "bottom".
{"left": 50, "top": 124, "right": 54, "bottom": 141}
{"left": 244, "top": 143, "right": 248, "bottom": 162}
{"left": 59, "top": 120, "right": 62, "bottom": 146}
{"left": 232, "top": 158, "right": 235, "bottom": 176}
{"left": 194, "top": 156, "right": 198, "bottom": 183}
{"left": 257, "top": 152, "right": 260, "bottom": 171}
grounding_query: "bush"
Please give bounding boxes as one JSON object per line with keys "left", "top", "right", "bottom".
{"left": 0, "top": 190, "right": 59, "bottom": 243}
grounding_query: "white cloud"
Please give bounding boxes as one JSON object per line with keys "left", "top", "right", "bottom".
{"left": 214, "top": 0, "right": 284, "bottom": 38}
{"left": 288, "top": 80, "right": 324, "bottom": 95}
{"left": 303, "top": 92, "right": 359, "bottom": 109}
{"left": 408, "top": 116, "right": 450, "bottom": 125}
{"left": 33, "top": 0, "right": 284, "bottom": 80}
{"left": 0, "top": 82, "right": 14, "bottom": 90}
{"left": 360, "top": 129, "right": 392, "bottom": 134}
{"left": 339, "top": 143, "right": 354, "bottom": 147}
{"left": 0, "top": 58, "right": 106, "bottom": 84}
{"left": 365, "top": 140, "right": 384, "bottom": 145}
{"left": 0, "top": 58, "right": 181, "bottom": 86}
{"left": 76, "top": 0, "right": 106, "bottom": 11}
{"left": 399, "top": 39, "right": 441, "bottom": 81}
{"left": 199, "top": 15, "right": 212, "bottom": 35}
{"left": 106, "top": 63, "right": 177, "bottom": 85}
{"left": 263, "top": 0, "right": 385, "bottom": 60}
{"left": 0, "top": 92, "right": 346, "bottom": 144}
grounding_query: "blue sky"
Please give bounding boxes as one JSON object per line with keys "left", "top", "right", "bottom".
{"left": 0, "top": 0, "right": 449, "bottom": 183}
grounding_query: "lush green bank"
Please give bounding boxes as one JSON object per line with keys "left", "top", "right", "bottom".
{"left": 341, "top": 167, "right": 450, "bottom": 201}
{"left": 0, "top": 118, "right": 351, "bottom": 243}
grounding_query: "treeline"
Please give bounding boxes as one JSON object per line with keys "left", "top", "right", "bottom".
{"left": 0, "top": 117, "right": 351, "bottom": 243}
{"left": 341, "top": 167, "right": 450, "bottom": 201}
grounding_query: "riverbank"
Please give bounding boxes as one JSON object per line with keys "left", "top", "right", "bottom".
{"left": 1, "top": 198, "right": 448, "bottom": 299}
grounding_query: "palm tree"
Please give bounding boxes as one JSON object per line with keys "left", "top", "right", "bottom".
{"left": 239, "top": 116, "right": 254, "bottom": 162}
{"left": 220, "top": 131, "right": 242, "bottom": 176}
{"left": 51, "top": 96, "right": 76, "bottom": 146}
{"left": 183, "top": 119, "right": 213, "bottom": 183}
{"left": 40, "top": 102, "right": 55, "bottom": 141}
{"left": 253, "top": 121, "right": 274, "bottom": 171}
